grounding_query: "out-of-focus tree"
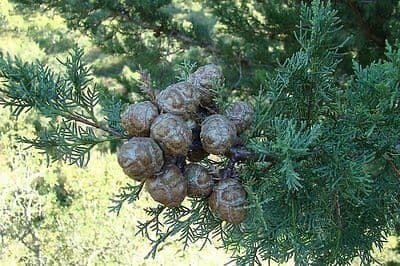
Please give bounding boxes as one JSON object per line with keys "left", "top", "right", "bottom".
{"left": 0, "top": 1, "right": 399, "bottom": 265}
{"left": 9, "top": 0, "right": 400, "bottom": 91}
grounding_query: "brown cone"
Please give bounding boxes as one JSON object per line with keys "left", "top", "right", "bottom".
{"left": 156, "top": 81, "right": 200, "bottom": 118}
{"left": 150, "top": 113, "right": 192, "bottom": 156}
{"left": 208, "top": 178, "right": 248, "bottom": 224}
{"left": 146, "top": 164, "right": 187, "bottom": 207}
{"left": 121, "top": 101, "right": 159, "bottom": 137}
{"left": 225, "top": 101, "right": 254, "bottom": 134}
{"left": 184, "top": 164, "right": 214, "bottom": 198}
{"left": 200, "top": 114, "right": 237, "bottom": 155}
{"left": 117, "top": 138, "right": 164, "bottom": 181}
{"left": 187, "top": 64, "right": 223, "bottom": 106}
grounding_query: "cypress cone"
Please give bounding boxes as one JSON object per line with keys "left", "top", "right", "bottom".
{"left": 121, "top": 101, "right": 159, "bottom": 137}
{"left": 156, "top": 81, "right": 200, "bottom": 118}
{"left": 150, "top": 113, "right": 192, "bottom": 156}
{"left": 184, "top": 163, "right": 214, "bottom": 198}
{"left": 187, "top": 64, "right": 223, "bottom": 106}
{"left": 117, "top": 137, "right": 164, "bottom": 181}
{"left": 225, "top": 101, "right": 254, "bottom": 134}
{"left": 208, "top": 178, "right": 248, "bottom": 224}
{"left": 200, "top": 114, "right": 237, "bottom": 155}
{"left": 145, "top": 164, "right": 187, "bottom": 207}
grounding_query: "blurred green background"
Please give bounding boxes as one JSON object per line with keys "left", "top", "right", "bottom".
{"left": 0, "top": 0, "right": 399, "bottom": 265}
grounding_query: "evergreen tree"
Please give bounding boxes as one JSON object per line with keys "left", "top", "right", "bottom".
{"left": 0, "top": 1, "right": 399, "bottom": 265}
{"left": 9, "top": 0, "right": 400, "bottom": 92}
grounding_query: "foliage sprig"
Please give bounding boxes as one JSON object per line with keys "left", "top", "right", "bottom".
{"left": 0, "top": 46, "right": 128, "bottom": 167}
{"left": 0, "top": 1, "right": 399, "bottom": 265}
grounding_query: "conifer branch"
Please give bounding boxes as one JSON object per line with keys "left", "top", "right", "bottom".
{"left": 109, "top": 182, "right": 145, "bottom": 215}
{"left": 137, "top": 67, "right": 158, "bottom": 103}
{"left": 335, "top": 191, "right": 343, "bottom": 228}
{"left": 0, "top": 48, "right": 128, "bottom": 166}
{"left": 65, "top": 114, "right": 128, "bottom": 139}
{"left": 115, "top": 7, "right": 219, "bottom": 54}
{"left": 114, "top": 5, "right": 254, "bottom": 68}
{"left": 347, "top": 0, "right": 385, "bottom": 48}
{"left": 384, "top": 155, "right": 400, "bottom": 178}
{"left": 1, "top": 1, "right": 399, "bottom": 265}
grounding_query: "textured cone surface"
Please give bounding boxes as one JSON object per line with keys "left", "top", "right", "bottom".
{"left": 146, "top": 164, "right": 187, "bottom": 207}
{"left": 200, "top": 114, "right": 237, "bottom": 155}
{"left": 187, "top": 64, "right": 222, "bottom": 105}
{"left": 117, "top": 138, "right": 164, "bottom": 181}
{"left": 121, "top": 101, "right": 159, "bottom": 137}
{"left": 156, "top": 81, "right": 200, "bottom": 118}
{"left": 209, "top": 178, "right": 248, "bottom": 224}
{"left": 150, "top": 113, "right": 192, "bottom": 155}
{"left": 184, "top": 163, "right": 214, "bottom": 198}
{"left": 225, "top": 101, "right": 254, "bottom": 133}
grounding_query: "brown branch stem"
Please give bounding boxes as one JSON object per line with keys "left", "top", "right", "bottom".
{"left": 347, "top": 1, "right": 385, "bottom": 48}
{"left": 66, "top": 114, "right": 129, "bottom": 139}
{"left": 114, "top": 7, "right": 252, "bottom": 67}
{"left": 220, "top": 145, "right": 279, "bottom": 179}
{"left": 335, "top": 191, "right": 342, "bottom": 228}
{"left": 386, "top": 157, "right": 400, "bottom": 178}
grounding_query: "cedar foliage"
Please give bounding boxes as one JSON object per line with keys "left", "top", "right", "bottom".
{"left": 0, "top": 1, "right": 399, "bottom": 265}
{"left": 10, "top": 0, "right": 400, "bottom": 90}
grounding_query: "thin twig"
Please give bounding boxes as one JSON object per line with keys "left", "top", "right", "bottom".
{"left": 66, "top": 114, "right": 128, "bottom": 139}
{"left": 255, "top": 254, "right": 262, "bottom": 266}
{"left": 347, "top": 1, "right": 385, "bottom": 48}
{"left": 232, "top": 60, "right": 243, "bottom": 89}
{"left": 114, "top": 7, "right": 252, "bottom": 66}
{"left": 220, "top": 145, "right": 279, "bottom": 179}
{"left": 335, "top": 191, "right": 342, "bottom": 228}
{"left": 386, "top": 157, "right": 400, "bottom": 178}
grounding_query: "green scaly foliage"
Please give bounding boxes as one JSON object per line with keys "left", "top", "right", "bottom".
{"left": 0, "top": 1, "right": 399, "bottom": 265}
{"left": 9, "top": 0, "right": 400, "bottom": 91}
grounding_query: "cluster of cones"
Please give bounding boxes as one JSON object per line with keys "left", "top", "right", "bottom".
{"left": 117, "top": 64, "right": 254, "bottom": 224}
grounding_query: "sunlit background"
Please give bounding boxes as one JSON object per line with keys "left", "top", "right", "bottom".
{"left": 0, "top": 0, "right": 399, "bottom": 265}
